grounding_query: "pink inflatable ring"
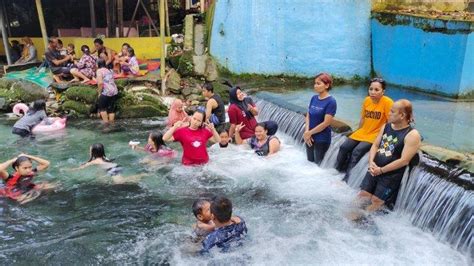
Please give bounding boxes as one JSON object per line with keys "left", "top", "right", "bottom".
{"left": 32, "top": 117, "right": 67, "bottom": 134}
{"left": 13, "top": 103, "right": 29, "bottom": 116}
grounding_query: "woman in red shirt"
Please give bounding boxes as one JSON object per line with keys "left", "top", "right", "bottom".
{"left": 228, "top": 87, "right": 258, "bottom": 139}
{"left": 163, "top": 110, "right": 220, "bottom": 165}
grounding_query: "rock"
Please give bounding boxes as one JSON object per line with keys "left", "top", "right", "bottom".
{"left": 0, "top": 78, "right": 14, "bottom": 89}
{"left": 0, "top": 80, "right": 48, "bottom": 106}
{"left": 331, "top": 119, "right": 352, "bottom": 133}
{"left": 193, "top": 55, "right": 207, "bottom": 75}
{"left": 186, "top": 94, "right": 204, "bottom": 102}
{"left": 191, "top": 87, "right": 202, "bottom": 95}
{"left": 421, "top": 144, "right": 474, "bottom": 173}
{"left": 115, "top": 79, "right": 129, "bottom": 91}
{"left": 166, "top": 69, "right": 182, "bottom": 93}
{"left": 64, "top": 86, "right": 98, "bottom": 104}
{"left": 62, "top": 100, "right": 91, "bottom": 115}
{"left": 129, "top": 86, "right": 149, "bottom": 92}
{"left": 176, "top": 51, "right": 194, "bottom": 77}
{"left": 0, "top": 97, "right": 5, "bottom": 110}
{"left": 182, "top": 87, "right": 192, "bottom": 96}
{"left": 119, "top": 105, "right": 167, "bottom": 118}
{"left": 205, "top": 57, "right": 218, "bottom": 81}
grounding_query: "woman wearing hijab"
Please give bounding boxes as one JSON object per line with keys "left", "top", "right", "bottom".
{"left": 227, "top": 87, "right": 258, "bottom": 139}
{"left": 167, "top": 99, "right": 190, "bottom": 127}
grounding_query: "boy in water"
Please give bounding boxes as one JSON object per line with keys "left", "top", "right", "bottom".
{"left": 201, "top": 196, "right": 247, "bottom": 253}
{"left": 192, "top": 199, "right": 215, "bottom": 237}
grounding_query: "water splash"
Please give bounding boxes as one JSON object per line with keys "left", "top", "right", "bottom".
{"left": 256, "top": 98, "right": 473, "bottom": 259}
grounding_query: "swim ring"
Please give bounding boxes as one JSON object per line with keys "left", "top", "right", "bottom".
{"left": 13, "top": 103, "right": 29, "bottom": 116}
{"left": 32, "top": 117, "right": 67, "bottom": 134}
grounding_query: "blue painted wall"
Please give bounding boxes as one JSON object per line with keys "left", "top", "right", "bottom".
{"left": 210, "top": 0, "right": 371, "bottom": 78}
{"left": 371, "top": 14, "right": 474, "bottom": 97}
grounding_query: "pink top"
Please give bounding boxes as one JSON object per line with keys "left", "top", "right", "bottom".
{"left": 173, "top": 127, "right": 213, "bottom": 165}
{"left": 144, "top": 144, "right": 176, "bottom": 157}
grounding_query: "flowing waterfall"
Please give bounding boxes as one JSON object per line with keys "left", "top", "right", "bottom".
{"left": 256, "top": 98, "right": 473, "bottom": 259}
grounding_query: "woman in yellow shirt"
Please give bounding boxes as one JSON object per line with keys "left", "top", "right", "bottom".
{"left": 336, "top": 78, "right": 393, "bottom": 181}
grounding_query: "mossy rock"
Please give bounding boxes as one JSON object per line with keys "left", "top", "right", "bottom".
{"left": 213, "top": 82, "right": 230, "bottom": 104}
{"left": 0, "top": 81, "right": 48, "bottom": 103}
{"left": 62, "top": 100, "right": 91, "bottom": 115}
{"left": 115, "top": 79, "right": 129, "bottom": 91}
{"left": 64, "top": 86, "right": 98, "bottom": 104}
{"left": 119, "top": 105, "right": 167, "bottom": 118}
{"left": 0, "top": 78, "right": 14, "bottom": 90}
{"left": 176, "top": 51, "right": 194, "bottom": 77}
{"left": 116, "top": 93, "right": 137, "bottom": 109}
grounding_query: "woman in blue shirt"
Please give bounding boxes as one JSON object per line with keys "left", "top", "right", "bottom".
{"left": 303, "top": 73, "right": 337, "bottom": 165}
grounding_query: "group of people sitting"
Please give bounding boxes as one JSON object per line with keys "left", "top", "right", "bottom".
{"left": 45, "top": 37, "right": 140, "bottom": 84}
{"left": 2, "top": 72, "right": 422, "bottom": 253}
{"left": 9, "top": 37, "right": 39, "bottom": 65}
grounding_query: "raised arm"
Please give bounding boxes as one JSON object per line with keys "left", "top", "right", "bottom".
{"left": 22, "top": 154, "right": 50, "bottom": 171}
{"left": 163, "top": 120, "right": 186, "bottom": 142}
{"left": 205, "top": 122, "right": 221, "bottom": 143}
{"left": 0, "top": 157, "right": 17, "bottom": 180}
{"left": 233, "top": 123, "right": 245, "bottom": 145}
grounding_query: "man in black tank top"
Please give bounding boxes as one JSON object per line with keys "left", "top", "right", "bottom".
{"left": 202, "top": 82, "right": 226, "bottom": 127}
{"left": 358, "top": 100, "right": 421, "bottom": 212}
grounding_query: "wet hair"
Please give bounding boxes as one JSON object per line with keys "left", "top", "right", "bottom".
{"left": 81, "top": 45, "right": 90, "bottom": 55}
{"left": 127, "top": 47, "right": 135, "bottom": 57}
{"left": 202, "top": 82, "right": 214, "bottom": 93}
{"left": 255, "top": 122, "right": 268, "bottom": 131}
{"left": 97, "top": 58, "right": 107, "bottom": 69}
{"left": 192, "top": 199, "right": 209, "bottom": 218}
{"left": 315, "top": 72, "right": 333, "bottom": 90}
{"left": 149, "top": 131, "right": 166, "bottom": 150}
{"left": 370, "top": 77, "right": 386, "bottom": 90}
{"left": 29, "top": 99, "right": 46, "bottom": 114}
{"left": 397, "top": 99, "right": 414, "bottom": 123}
{"left": 94, "top": 38, "right": 104, "bottom": 45}
{"left": 12, "top": 156, "right": 32, "bottom": 171}
{"left": 87, "top": 143, "right": 113, "bottom": 162}
{"left": 210, "top": 196, "right": 233, "bottom": 223}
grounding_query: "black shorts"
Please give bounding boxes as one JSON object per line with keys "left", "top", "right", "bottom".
{"left": 12, "top": 127, "right": 30, "bottom": 137}
{"left": 360, "top": 172, "right": 404, "bottom": 202}
{"left": 97, "top": 94, "right": 117, "bottom": 113}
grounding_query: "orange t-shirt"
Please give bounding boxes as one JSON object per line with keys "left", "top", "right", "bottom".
{"left": 349, "top": 96, "right": 393, "bottom": 143}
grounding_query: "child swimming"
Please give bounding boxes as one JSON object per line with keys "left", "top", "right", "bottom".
{"left": 130, "top": 131, "right": 176, "bottom": 157}
{"left": 218, "top": 129, "right": 231, "bottom": 148}
{"left": 0, "top": 154, "right": 56, "bottom": 204}
{"left": 192, "top": 199, "right": 215, "bottom": 237}
{"left": 72, "top": 143, "right": 145, "bottom": 184}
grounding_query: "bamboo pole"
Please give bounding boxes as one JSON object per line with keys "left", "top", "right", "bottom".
{"left": 165, "top": 0, "right": 170, "bottom": 37}
{"left": 89, "top": 0, "right": 96, "bottom": 37}
{"left": 160, "top": 0, "right": 166, "bottom": 95}
{"left": 0, "top": 4, "right": 11, "bottom": 64}
{"left": 117, "top": 0, "right": 123, "bottom": 37}
{"left": 35, "top": 0, "right": 48, "bottom": 51}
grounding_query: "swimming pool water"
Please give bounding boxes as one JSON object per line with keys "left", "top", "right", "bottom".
{"left": 0, "top": 118, "right": 469, "bottom": 264}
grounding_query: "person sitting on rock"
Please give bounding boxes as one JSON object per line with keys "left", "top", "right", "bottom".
{"left": 70, "top": 45, "right": 97, "bottom": 84}
{"left": 201, "top": 82, "right": 226, "bottom": 129}
{"left": 119, "top": 47, "right": 139, "bottom": 75}
{"left": 14, "top": 37, "right": 38, "bottom": 65}
{"left": 93, "top": 38, "right": 116, "bottom": 69}
{"left": 356, "top": 99, "right": 421, "bottom": 213}
{"left": 335, "top": 78, "right": 393, "bottom": 182}
{"left": 44, "top": 37, "right": 74, "bottom": 83}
